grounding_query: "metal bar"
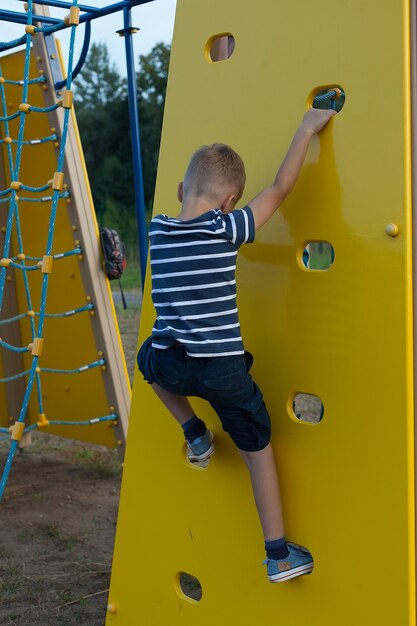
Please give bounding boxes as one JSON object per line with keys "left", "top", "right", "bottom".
{"left": 122, "top": 5, "right": 147, "bottom": 287}
{"left": 18, "top": 0, "right": 103, "bottom": 13}
{"left": 17, "top": 0, "right": 152, "bottom": 12}
{"left": 79, "top": 0, "right": 156, "bottom": 26}
{"left": 43, "top": 32, "right": 64, "bottom": 87}
{"left": 0, "top": 1, "right": 155, "bottom": 30}
{"left": 0, "top": 10, "right": 59, "bottom": 26}
{"left": 54, "top": 20, "right": 92, "bottom": 90}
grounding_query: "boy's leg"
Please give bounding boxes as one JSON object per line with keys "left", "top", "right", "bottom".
{"left": 239, "top": 443, "right": 314, "bottom": 582}
{"left": 238, "top": 443, "right": 285, "bottom": 541}
{"left": 151, "top": 382, "right": 195, "bottom": 425}
{"left": 138, "top": 341, "right": 213, "bottom": 460}
{"left": 151, "top": 382, "right": 214, "bottom": 461}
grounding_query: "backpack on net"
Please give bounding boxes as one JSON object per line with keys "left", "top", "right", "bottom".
{"left": 99, "top": 227, "right": 127, "bottom": 309}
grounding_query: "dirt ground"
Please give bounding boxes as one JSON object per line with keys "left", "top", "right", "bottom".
{"left": 0, "top": 304, "right": 141, "bottom": 626}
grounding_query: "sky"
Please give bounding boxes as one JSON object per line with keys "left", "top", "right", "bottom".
{"left": 1, "top": 0, "right": 177, "bottom": 74}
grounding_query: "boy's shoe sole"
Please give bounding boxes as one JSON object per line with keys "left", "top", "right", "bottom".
{"left": 187, "top": 430, "right": 214, "bottom": 463}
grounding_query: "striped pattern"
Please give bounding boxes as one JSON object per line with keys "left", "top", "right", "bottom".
{"left": 150, "top": 207, "right": 255, "bottom": 357}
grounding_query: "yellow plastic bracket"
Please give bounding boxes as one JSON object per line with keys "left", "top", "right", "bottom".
{"left": 37, "top": 413, "right": 50, "bottom": 428}
{"left": 17, "top": 253, "right": 25, "bottom": 261}
{"left": 52, "top": 171, "right": 64, "bottom": 191}
{"left": 10, "top": 181, "right": 22, "bottom": 191}
{"left": 4, "top": 136, "right": 12, "bottom": 144}
{"left": 329, "top": 87, "right": 342, "bottom": 99}
{"left": 18, "top": 103, "right": 31, "bottom": 114}
{"left": 0, "top": 258, "right": 11, "bottom": 268}
{"left": 25, "top": 25, "right": 36, "bottom": 35}
{"left": 27, "top": 310, "right": 35, "bottom": 318}
{"left": 62, "top": 90, "right": 73, "bottom": 109}
{"left": 41, "top": 255, "right": 53, "bottom": 274}
{"left": 0, "top": 77, "right": 5, "bottom": 84}
{"left": 10, "top": 421, "right": 25, "bottom": 441}
{"left": 30, "top": 338, "right": 44, "bottom": 356}
{"left": 64, "top": 6, "right": 80, "bottom": 25}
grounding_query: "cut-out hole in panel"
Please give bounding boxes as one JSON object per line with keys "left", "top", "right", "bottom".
{"left": 206, "top": 34, "right": 235, "bottom": 62}
{"left": 176, "top": 572, "right": 202, "bottom": 603}
{"left": 181, "top": 441, "right": 211, "bottom": 470}
{"left": 291, "top": 393, "right": 324, "bottom": 424}
{"left": 311, "top": 85, "right": 345, "bottom": 112}
{"left": 299, "top": 241, "right": 335, "bottom": 270}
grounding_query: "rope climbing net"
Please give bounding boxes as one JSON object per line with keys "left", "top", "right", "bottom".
{"left": 0, "top": 1, "right": 117, "bottom": 499}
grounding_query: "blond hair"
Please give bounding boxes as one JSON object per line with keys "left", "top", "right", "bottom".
{"left": 183, "top": 143, "right": 246, "bottom": 202}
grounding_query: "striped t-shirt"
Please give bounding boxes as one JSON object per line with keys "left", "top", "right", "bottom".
{"left": 149, "top": 206, "right": 255, "bottom": 357}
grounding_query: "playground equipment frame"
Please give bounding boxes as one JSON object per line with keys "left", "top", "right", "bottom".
{"left": 0, "top": 0, "right": 158, "bottom": 286}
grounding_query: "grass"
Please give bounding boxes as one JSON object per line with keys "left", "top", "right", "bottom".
{"left": 69, "top": 445, "right": 121, "bottom": 478}
{"left": 119, "top": 258, "right": 141, "bottom": 290}
{"left": 306, "top": 243, "right": 334, "bottom": 270}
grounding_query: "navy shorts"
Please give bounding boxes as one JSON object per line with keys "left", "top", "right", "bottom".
{"left": 137, "top": 337, "right": 271, "bottom": 452}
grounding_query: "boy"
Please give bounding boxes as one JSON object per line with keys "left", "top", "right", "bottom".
{"left": 137, "top": 107, "right": 336, "bottom": 582}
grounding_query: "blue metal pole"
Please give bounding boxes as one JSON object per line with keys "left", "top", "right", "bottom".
{"left": 0, "top": 9, "right": 60, "bottom": 25}
{"left": 122, "top": 5, "right": 147, "bottom": 288}
{"left": 14, "top": 0, "right": 154, "bottom": 14}
{"left": 14, "top": 0, "right": 103, "bottom": 13}
{"left": 54, "top": 20, "right": 92, "bottom": 90}
{"left": 1, "top": 1, "right": 155, "bottom": 32}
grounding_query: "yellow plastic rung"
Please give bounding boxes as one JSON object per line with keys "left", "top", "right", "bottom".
{"left": 52, "top": 171, "right": 64, "bottom": 191}
{"left": 18, "top": 103, "right": 31, "bottom": 114}
{"left": 10, "top": 181, "right": 22, "bottom": 191}
{"left": 37, "top": 413, "right": 50, "bottom": 428}
{"left": 62, "top": 90, "right": 74, "bottom": 109}
{"left": 0, "top": 258, "right": 11, "bottom": 268}
{"left": 30, "top": 338, "right": 44, "bottom": 356}
{"left": 25, "top": 25, "right": 36, "bottom": 35}
{"left": 40, "top": 255, "right": 53, "bottom": 274}
{"left": 64, "top": 6, "right": 80, "bottom": 26}
{"left": 10, "top": 421, "right": 25, "bottom": 441}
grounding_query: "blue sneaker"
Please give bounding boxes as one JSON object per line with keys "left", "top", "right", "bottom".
{"left": 264, "top": 542, "right": 314, "bottom": 582}
{"left": 187, "top": 430, "right": 214, "bottom": 462}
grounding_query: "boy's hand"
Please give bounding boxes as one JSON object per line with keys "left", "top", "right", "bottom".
{"left": 301, "top": 108, "right": 336, "bottom": 137}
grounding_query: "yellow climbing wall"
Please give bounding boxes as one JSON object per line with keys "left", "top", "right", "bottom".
{"left": 107, "top": 0, "right": 416, "bottom": 623}
{"left": 0, "top": 47, "right": 130, "bottom": 447}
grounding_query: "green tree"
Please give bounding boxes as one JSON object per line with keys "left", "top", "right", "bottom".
{"left": 75, "top": 42, "right": 126, "bottom": 106}
{"left": 76, "top": 43, "right": 135, "bottom": 249}
{"left": 75, "top": 41, "right": 171, "bottom": 259}
{"left": 137, "top": 42, "right": 171, "bottom": 212}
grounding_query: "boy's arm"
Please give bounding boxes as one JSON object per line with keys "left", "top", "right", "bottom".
{"left": 248, "top": 108, "right": 336, "bottom": 231}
